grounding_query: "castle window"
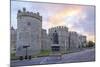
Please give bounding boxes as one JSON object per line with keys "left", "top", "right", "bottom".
{"left": 27, "top": 22, "right": 31, "bottom": 26}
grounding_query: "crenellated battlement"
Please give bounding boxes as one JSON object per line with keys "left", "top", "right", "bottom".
{"left": 49, "top": 26, "right": 68, "bottom": 32}
{"left": 17, "top": 8, "right": 42, "bottom": 21}
{"left": 69, "top": 31, "right": 78, "bottom": 36}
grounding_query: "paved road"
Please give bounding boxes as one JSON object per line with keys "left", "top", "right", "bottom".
{"left": 59, "top": 48, "right": 95, "bottom": 63}
{"left": 11, "top": 57, "right": 46, "bottom": 66}
{"left": 11, "top": 48, "right": 95, "bottom": 67}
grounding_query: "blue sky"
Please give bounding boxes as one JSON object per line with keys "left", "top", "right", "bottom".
{"left": 11, "top": 1, "right": 95, "bottom": 42}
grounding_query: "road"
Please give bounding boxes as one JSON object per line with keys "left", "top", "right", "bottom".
{"left": 59, "top": 48, "right": 95, "bottom": 63}
{"left": 11, "top": 48, "right": 95, "bottom": 67}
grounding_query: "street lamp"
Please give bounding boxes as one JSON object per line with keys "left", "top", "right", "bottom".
{"left": 23, "top": 45, "right": 30, "bottom": 59}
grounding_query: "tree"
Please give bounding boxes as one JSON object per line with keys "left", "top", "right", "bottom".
{"left": 87, "top": 41, "right": 95, "bottom": 47}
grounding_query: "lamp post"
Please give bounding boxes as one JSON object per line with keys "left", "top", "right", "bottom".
{"left": 23, "top": 45, "right": 30, "bottom": 59}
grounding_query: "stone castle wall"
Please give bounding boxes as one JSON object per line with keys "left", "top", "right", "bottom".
{"left": 16, "top": 8, "right": 42, "bottom": 56}
{"left": 48, "top": 26, "right": 69, "bottom": 53}
{"left": 11, "top": 8, "right": 87, "bottom": 56}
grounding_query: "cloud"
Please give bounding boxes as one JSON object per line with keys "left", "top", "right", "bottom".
{"left": 11, "top": 1, "right": 95, "bottom": 42}
{"left": 45, "top": 5, "right": 95, "bottom": 42}
{"left": 47, "top": 5, "right": 83, "bottom": 28}
{"left": 67, "top": 6, "right": 95, "bottom": 42}
{"left": 72, "top": 6, "right": 95, "bottom": 35}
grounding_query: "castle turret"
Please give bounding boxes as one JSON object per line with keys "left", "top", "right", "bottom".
{"left": 48, "top": 26, "right": 69, "bottom": 53}
{"left": 11, "top": 26, "right": 16, "bottom": 53}
{"left": 69, "top": 31, "right": 79, "bottom": 49}
{"left": 17, "top": 8, "right": 42, "bottom": 22}
{"left": 16, "top": 8, "right": 42, "bottom": 57}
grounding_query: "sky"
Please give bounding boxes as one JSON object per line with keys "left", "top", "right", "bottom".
{"left": 11, "top": 1, "right": 95, "bottom": 42}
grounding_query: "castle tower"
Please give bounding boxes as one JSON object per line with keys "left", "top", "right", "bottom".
{"left": 11, "top": 26, "right": 16, "bottom": 53}
{"left": 49, "top": 26, "right": 69, "bottom": 53}
{"left": 69, "top": 31, "right": 79, "bottom": 49}
{"left": 16, "top": 8, "right": 42, "bottom": 57}
{"left": 78, "top": 35, "right": 87, "bottom": 48}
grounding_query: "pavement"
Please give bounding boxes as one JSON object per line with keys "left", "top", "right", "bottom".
{"left": 58, "top": 48, "right": 95, "bottom": 63}
{"left": 11, "top": 48, "right": 95, "bottom": 67}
